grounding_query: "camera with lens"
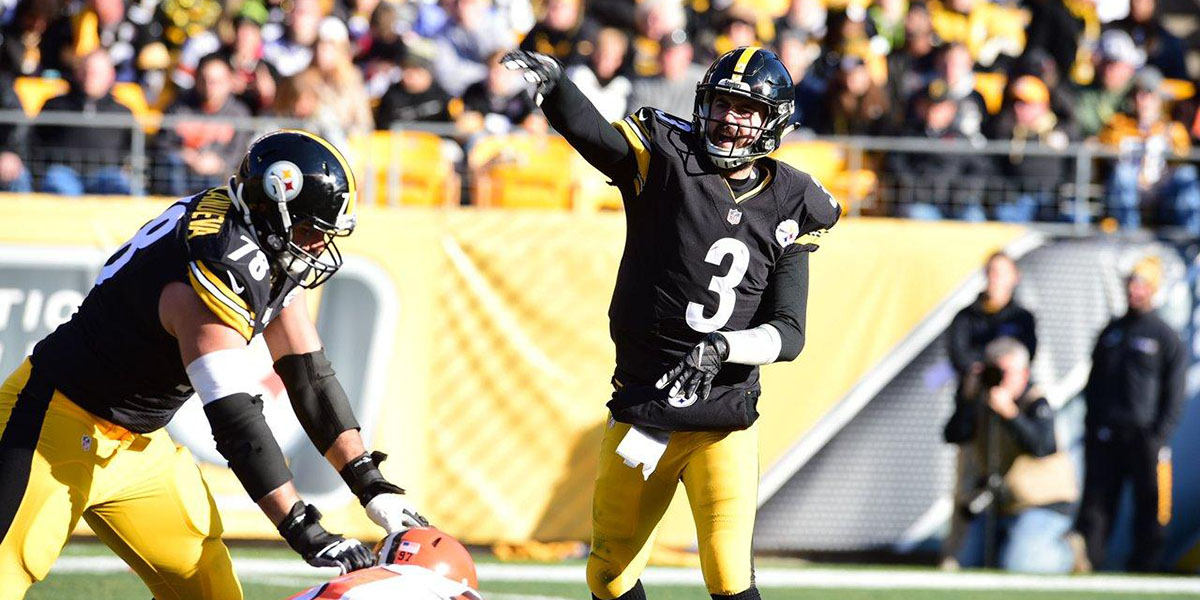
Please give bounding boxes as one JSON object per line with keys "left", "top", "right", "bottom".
{"left": 979, "top": 363, "right": 1004, "bottom": 389}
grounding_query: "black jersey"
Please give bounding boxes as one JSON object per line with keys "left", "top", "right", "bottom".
{"left": 606, "top": 107, "right": 840, "bottom": 430}
{"left": 31, "top": 187, "right": 300, "bottom": 433}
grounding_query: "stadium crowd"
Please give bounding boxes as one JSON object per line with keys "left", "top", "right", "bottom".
{"left": 0, "top": 0, "right": 1197, "bottom": 225}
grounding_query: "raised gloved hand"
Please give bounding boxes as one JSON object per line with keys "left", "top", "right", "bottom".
{"left": 501, "top": 49, "right": 564, "bottom": 104}
{"left": 655, "top": 333, "right": 730, "bottom": 406}
{"left": 341, "top": 451, "right": 429, "bottom": 532}
{"left": 278, "top": 502, "right": 374, "bottom": 574}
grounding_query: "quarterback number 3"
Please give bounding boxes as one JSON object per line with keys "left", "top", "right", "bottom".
{"left": 686, "top": 237, "right": 750, "bottom": 333}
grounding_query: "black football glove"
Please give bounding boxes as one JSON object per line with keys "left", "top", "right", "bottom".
{"left": 340, "top": 451, "right": 429, "bottom": 532}
{"left": 501, "top": 49, "right": 563, "bottom": 104}
{"left": 278, "top": 501, "right": 374, "bottom": 574}
{"left": 655, "top": 333, "right": 730, "bottom": 405}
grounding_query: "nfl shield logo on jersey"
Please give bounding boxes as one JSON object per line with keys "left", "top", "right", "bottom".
{"left": 727, "top": 208, "right": 742, "bottom": 225}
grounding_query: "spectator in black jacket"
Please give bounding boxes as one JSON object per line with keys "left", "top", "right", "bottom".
{"left": 0, "top": 72, "right": 32, "bottom": 192}
{"left": 1070, "top": 256, "right": 1187, "bottom": 573}
{"left": 519, "top": 0, "right": 599, "bottom": 68}
{"left": 885, "top": 2, "right": 937, "bottom": 131}
{"left": 944, "top": 337, "right": 1077, "bottom": 572}
{"left": 153, "top": 53, "right": 252, "bottom": 195}
{"left": 948, "top": 252, "right": 1038, "bottom": 386}
{"left": 987, "top": 75, "right": 1077, "bottom": 222}
{"left": 941, "top": 251, "right": 1037, "bottom": 568}
{"left": 31, "top": 48, "right": 133, "bottom": 195}
{"left": 1108, "top": 0, "right": 1187, "bottom": 80}
{"left": 375, "top": 45, "right": 454, "bottom": 128}
{"left": 887, "top": 79, "right": 993, "bottom": 220}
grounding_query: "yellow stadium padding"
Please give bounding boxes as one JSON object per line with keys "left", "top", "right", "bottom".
{"left": 572, "top": 153, "right": 623, "bottom": 212}
{"left": 347, "top": 130, "right": 460, "bottom": 207}
{"left": 771, "top": 140, "right": 877, "bottom": 213}
{"left": 974, "top": 71, "right": 1007, "bottom": 114}
{"left": 469, "top": 134, "right": 576, "bottom": 209}
{"left": 14, "top": 76, "right": 161, "bottom": 133}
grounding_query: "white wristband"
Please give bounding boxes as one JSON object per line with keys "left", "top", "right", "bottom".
{"left": 722, "top": 324, "right": 782, "bottom": 365}
{"left": 185, "top": 348, "right": 257, "bottom": 404}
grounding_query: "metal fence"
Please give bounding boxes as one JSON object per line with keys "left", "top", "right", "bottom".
{"left": 815, "top": 134, "right": 1200, "bottom": 235}
{"left": 1, "top": 109, "right": 1198, "bottom": 236}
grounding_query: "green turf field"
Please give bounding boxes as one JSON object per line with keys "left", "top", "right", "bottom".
{"left": 25, "top": 542, "right": 1200, "bottom": 600}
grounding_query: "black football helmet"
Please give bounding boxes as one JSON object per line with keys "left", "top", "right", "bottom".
{"left": 693, "top": 47, "right": 796, "bottom": 170}
{"left": 230, "top": 129, "right": 358, "bottom": 288}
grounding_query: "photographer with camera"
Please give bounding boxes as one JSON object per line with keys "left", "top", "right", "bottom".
{"left": 944, "top": 337, "right": 1079, "bottom": 572}
{"left": 940, "top": 251, "right": 1037, "bottom": 569}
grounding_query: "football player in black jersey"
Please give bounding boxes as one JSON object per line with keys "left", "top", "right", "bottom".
{"left": 0, "top": 130, "right": 426, "bottom": 600}
{"left": 504, "top": 47, "right": 840, "bottom": 599}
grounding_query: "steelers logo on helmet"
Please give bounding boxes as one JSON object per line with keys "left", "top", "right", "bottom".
{"left": 231, "top": 130, "right": 358, "bottom": 289}
{"left": 263, "top": 160, "right": 304, "bottom": 202}
{"left": 693, "top": 46, "right": 796, "bottom": 170}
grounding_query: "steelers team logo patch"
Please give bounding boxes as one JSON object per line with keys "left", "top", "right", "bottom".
{"left": 775, "top": 219, "right": 799, "bottom": 246}
{"left": 264, "top": 160, "right": 303, "bottom": 202}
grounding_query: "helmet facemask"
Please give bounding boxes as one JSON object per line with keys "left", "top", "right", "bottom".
{"left": 236, "top": 171, "right": 356, "bottom": 289}
{"left": 694, "top": 87, "right": 794, "bottom": 170}
{"left": 264, "top": 169, "right": 356, "bottom": 288}
{"left": 277, "top": 216, "right": 354, "bottom": 288}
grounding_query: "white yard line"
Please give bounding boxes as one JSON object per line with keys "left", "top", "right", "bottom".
{"left": 50, "top": 556, "right": 1200, "bottom": 595}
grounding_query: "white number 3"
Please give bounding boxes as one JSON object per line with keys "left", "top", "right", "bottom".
{"left": 686, "top": 237, "right": 750, "bottom": 333}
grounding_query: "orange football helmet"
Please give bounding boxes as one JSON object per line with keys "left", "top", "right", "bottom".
{"left": 375, "top": 527, "right": 478, "bottom": 589}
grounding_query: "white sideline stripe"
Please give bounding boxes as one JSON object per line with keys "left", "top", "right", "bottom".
{"left": 50, "top": 556, "right": 1200, "bottom": 594}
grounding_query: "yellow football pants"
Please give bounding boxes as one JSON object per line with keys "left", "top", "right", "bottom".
{"left": 588, "top": 419, "right": 758, "bottom": 598}
{"left": 0, "top": 359, "right": 242, "bottom": 600}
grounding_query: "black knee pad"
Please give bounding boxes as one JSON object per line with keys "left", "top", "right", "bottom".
{"left": 712, "top": 587, "right": 760, "bottom": 600}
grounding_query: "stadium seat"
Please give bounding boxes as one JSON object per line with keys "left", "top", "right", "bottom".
{"left": 571, "top": 153, "right": 623, "bottom": 211}
{"left": 771, "top": 140, "right": 876, "bottom": 213}
{"left": 1163, "top": 78, "right": 1195, "bottom": 102}
{"left": 348, "top": 130, "right": 460, "bottom": 206}
{"left": 14, "top": 76, "right": 161, "bottom": 132}
{"left": 469, "top": 134, "right": 575, "bottom": 209}
{"left": 973, "top": 71, "right": 1007, "bottom": 114}
{"left": 14, "top": 77, "right": 68, "bottom": 116}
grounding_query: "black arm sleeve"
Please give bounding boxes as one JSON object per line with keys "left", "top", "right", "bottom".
{"left": 946, "top": 309, "right": 978, "bottom": 376}
{"left": 943, "top": 396, "right": 977, "bottom": 445}
{"left": 1154, "top": 327, "right": 1188, "bottom": 443}
{"left": 751, "top": 246, "right": 809, "bottom": 362}
{"left": 1003, "top": 398, "right": 1057, "bottom": 458}
{"left": 539, "top": 74, "right": 636, "bottom": 184}
{"left": 273, "top": 349, "right": 361, "bottom": 455}
{"left": 1018, "top": 308, "right": 1038, "bottom": 361}
{"left": 204, "top": 393, "right": 294, "bottom": 501}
